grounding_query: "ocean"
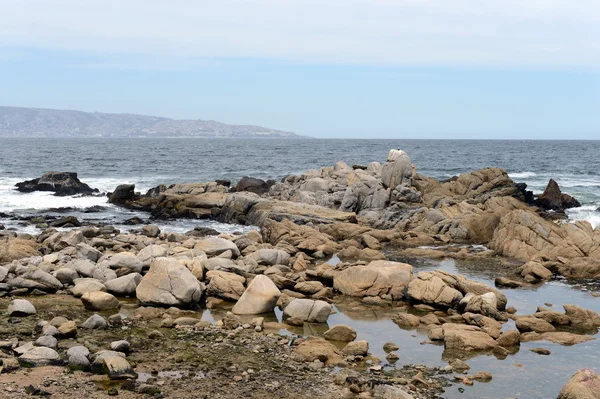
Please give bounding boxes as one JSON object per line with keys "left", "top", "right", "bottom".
{"left": 1, "top": 138, "right": 600, "bottom": 232}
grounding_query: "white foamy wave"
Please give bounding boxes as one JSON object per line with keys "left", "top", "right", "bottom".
{"left": 0, "top": 189, "right": 108, "bottom": 213}
{"left": 567, "top": 205, "right": 600, "bottom": 229}
{"left": 509, "top": 171, "right": 538, "bottom": 179}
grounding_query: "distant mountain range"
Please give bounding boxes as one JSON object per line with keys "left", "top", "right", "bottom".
{"left": 0, "top": 106, "right": 309, "bottom": 138}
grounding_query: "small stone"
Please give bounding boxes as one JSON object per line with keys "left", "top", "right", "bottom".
{"left": 34, "top": 335, "right": 58, "bottom": 349}
{"left": 81, "top": 314, "right": 108, "bottom": 330}
{"left": 58, "top": 321, "right": 77, "bottom": 338}
{"left": 341, "top": 340, "right": 368, "bottom": 357}
{"left": 383, "top": 342, "right": 399, "bottom": 352}
{"left": 323, "top": 325, "right": 357, "bottom": 342}
{"left": 7, "top": 299, "right": 36, "bottom": 316}
{"left": 110, "top": 340, "right": 131, "bottom": 353}
{"left": 473, "top": 371, "right": 493, "bottom": 382}
{"left": 449, "top": 359, "right": 470, "bottom": 373}
{"left": 386, "top": 352, "right": 399, "bottom": 363}
{"left": 531, "top": 348, "right": 551, "bottom": 355}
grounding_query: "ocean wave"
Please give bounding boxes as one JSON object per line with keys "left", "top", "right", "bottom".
{"left": 509, "top": 171, "right": 538, "bottom": 179}
{"left": 568, "top": 204, "right": 600, "bottom": 228}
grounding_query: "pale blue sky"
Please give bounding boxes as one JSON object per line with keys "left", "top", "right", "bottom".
{"left": 0, "top": 0, "right": 599, "bottom": 139}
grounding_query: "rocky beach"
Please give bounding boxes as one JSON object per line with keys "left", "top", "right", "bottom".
{"left": 1, "top": 148, "right": 600, "bottom": 399}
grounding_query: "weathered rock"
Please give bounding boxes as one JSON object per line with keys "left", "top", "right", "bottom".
{"left": 100, "top": 253, "right": 144, "bottom": 274}
{"left": 392, "top": 313, "right": 421, "bottom": 329}
{"left": 15, "top": 172, "right": 97, "bottom": 196}
{"left": 104, "top": 273, "right": 142, "bottom": 296}
{"left": 72, "top": 278, "right": 107, "bottom": 297}
{"left": 381, "top": 149, "right": 413, "bottom": 189}
{"left": 496, "top": 329, "right": 520, "bottom": 347}
{"left": 18, "top": 347, "right": 62, "bottom": 367}
{"left": 34, "top": 335, "right": 58, "bottom": 349}
{"left": 536, "top": 179, "right": 581, "bottom": 211}
{"left": 334, "top": 260, "right": 413, "bottom": 300}
{"left": 520, "top": 331, "right": 595, "bottom": 346}
{"left": 283, "top": 298, "right": 332, "bottom": 323}
{"left": 442, "top": 324, "right": 498, "bottom": 352}
{"left": 323, "top": 325, "right": 357, "bottom": 342}
{"left": 58, "top": 321, "right": 78, "bottom": 337}
{"left": 564, "top": 304, "right": 600, "bottom": 330}
{"left": 81, "top": 314, "right": 108, "bottom": 330}
{"left": 136, "top": 257, "right": 203, "bottom": 307}
{"left": 232, "top": 176, "right": 272, "bottom": 195}
{"left": 557, "top": 369, "right": 600, "bottom": 399}
{"left": 95, "top": 355, "right": 137, "bottom": 379}
{"left": 232, "top": 275, "right": 281, "bottom": 315}
{"left": 246, "top": 248, "right": 290, "bottom": 266}
{"left": 194, "top": 237, "right": 240, "bottom": 258}
{"left": 515, "top": 316, "right": 556, "bottom": 333}
{"left": 110, "top": 340, "right": 131, "bottom": 353}
{"left": 81, "top": 291, "right": 121, "bottom": 310}
{"left": 294, "top": 338, "right": 344, "bottom": 365}
{"left": 407, "top": 273, "right": 463, "bottom": 308}
{"left": 0, "top": 238, "right": 40, "bottom": 263}
{"left": 206, "top": 271, "right": 246, "bottom": 301}
{"left": 7, "top": 299, "right": 36, "bottom": 316}
{"left": 341, "top": 340, "right": 369, "bottom": 356}
{"left": 372, "top": 385, "right": 414, "bottom": 399}
{"left": 519, "top": 261, "right": 552, "bottom": 282}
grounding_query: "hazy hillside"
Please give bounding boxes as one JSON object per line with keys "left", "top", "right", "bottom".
{"left": 0, "top": 106, "right": 308, "bottom": 138}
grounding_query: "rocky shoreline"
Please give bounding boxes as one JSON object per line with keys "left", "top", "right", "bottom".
{"left": 1, "top": 149, "right": 599, "bottom": 398}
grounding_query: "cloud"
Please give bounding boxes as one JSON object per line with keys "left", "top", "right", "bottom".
{"left": 0, "top": 0, "right": 599, "bottom": 69}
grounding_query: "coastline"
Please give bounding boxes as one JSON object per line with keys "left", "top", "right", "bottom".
{"left": 1, "top": 148, "right": 599, "bottom": 398}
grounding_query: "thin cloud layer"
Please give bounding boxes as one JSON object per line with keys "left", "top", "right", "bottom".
{"left": 0, "top": 0, "right": 599, "bottom": 68}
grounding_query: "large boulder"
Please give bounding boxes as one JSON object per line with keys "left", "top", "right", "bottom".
{"left": 0, "top": 238, "right": 40, "bottom": 263}
{"left": 104, "top": 273, "right": 143, "bottom": 296}
{"left": 81, "top": 291, "right": 121, "bottom": 311}
{"left": 136, "top": 257, "right": 203, "bottom": 307}
{"left": 15, "top": 172, "right": 98, "bottom": 196}
{"left": 536, "top": 179, "right": 581, "bottom": 211}
{"left": 442, "top": 324, "right": 498, "bottom": 352}
{"left": 558, "top": 369, "right": 600, "bottom": 399}
{"left": 564, "top": 305, "right": 600, "bottom": 331}
{"left": 18, "top": 347, "right": 62, "bottom": 367}
{"left": 206, "top": 271, "right": 246, "bottom": 301}
{"left": 7, "top": 298, "right": 36, "bottom": 316}
{"left": 232, "top": 275, "right": 281, "bottom": 315}
{"left": 381, "top": 150, "right": 413, "bottom": 189}
{"left": 333, "top": 260, "right": 413, "bottom": 300}
{"left": 232, "top": 177, "right": 273, "bottom": 195}
{"left": 294, "top": 338, "right": 344, "bottom": 366}
{"left": 283, "top": 298, "right": 332, "bottom": 323}
{"left": 246, "top": 248, "right": 290, "bottom": 266}
{"left": 407, "top": 273, "right": 463, "bottom": 308}
{"left": 194, "top": 237, "right": 240, "bottom": 258}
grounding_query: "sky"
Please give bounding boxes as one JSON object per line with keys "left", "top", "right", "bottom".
{"left": 0, "top": 0, "right": 599, "bottom": 139}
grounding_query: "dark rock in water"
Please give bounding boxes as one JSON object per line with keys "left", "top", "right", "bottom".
{"left": 50, "top": 216, "right": 81, "bottom": 228}
{"left": 83, "top": 206, "right": 107, "bottom": 213}
{"left": 109, "top": 184, "right": 136, "bottom": 202}
{"left": 535, "top": 179, "right": 581, "bottom": 210}
{"left": 145, "top": 184, "right": 167, "bottom": 198}
{"left": 108, "top": 184, "right": 156, "bottom": 212}
{"left": 232, "top": 177, "right": 275, "bottom": 195}
{"left": 185, "top": 226, "right": 220, "bottom": 237}
{"left": 124, "top": 217, "right": 145, "bottom": 225}
{"left": 215, "top": 179, "right": 231, "bottom": 188}
{"left": 514, "top": 183, "right": 534, "bottom": 204}
{"left": 15, "top": 172, "right": 98, "bottom": 196}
